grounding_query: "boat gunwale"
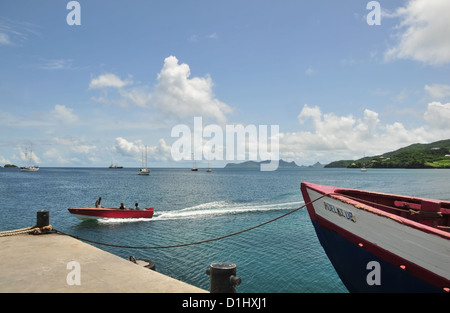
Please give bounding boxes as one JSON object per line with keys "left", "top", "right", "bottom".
{"left": 302, "top": 182, "right": 450, "bottom": 240}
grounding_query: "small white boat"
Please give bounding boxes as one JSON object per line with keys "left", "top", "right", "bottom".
{"left": 20, "top": 165, "right": 39, "bottom": 172}
{"left": 20, "top": 146, "right": 39, "bottom": 172}
{"left": 191, "top": 153, "right": 198, "bottom": 171}
{"left": 138, "top": 168, "right": 150, "bottom": 175}
{"left": 138, "top": 145, "right": 150, "bottom": 176}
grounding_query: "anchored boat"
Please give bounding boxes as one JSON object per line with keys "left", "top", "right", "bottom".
{"left": 138, "top": 145, "right": 150, "bottom": 176}
{"left": 68, "top": 207, "right": 154, "bottom": 220}
{"left": 300, "top": 182, "right": 450, "bottom": 293}
{"left": 20, "top": 146, "right": 39, "bottom": 172}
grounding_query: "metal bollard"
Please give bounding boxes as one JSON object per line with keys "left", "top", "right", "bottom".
{"left": 206, "top": 262, "right": 241, "bottom": 293}
{"left": 129, "top": 256, "right": 156, "bottom": 271}
{"left": 36, "top": 210, "right": 49, "bottom": 228}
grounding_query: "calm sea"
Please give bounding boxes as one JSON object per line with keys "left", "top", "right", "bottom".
{"left": 1, "top": 167, "right": 449, "bottom": 293}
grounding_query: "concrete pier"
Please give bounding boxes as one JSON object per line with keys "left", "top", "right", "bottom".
{"left": 0, "top": 233, "right": 207, "bottom": 293}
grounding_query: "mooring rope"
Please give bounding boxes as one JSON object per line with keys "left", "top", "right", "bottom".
{"left": 54, "top": 194, "right": 329, "bottom": 250}
{"left": 0, "top": 226, "right": 36, "bottom": 237}
{"left": 0, "top": 225, "right": 54, "bottom": 237}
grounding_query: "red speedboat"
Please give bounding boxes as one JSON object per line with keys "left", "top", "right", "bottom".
{"left": 68, "top": 207, "right": 154, "bottom": 220}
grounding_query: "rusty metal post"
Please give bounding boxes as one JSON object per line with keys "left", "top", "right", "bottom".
{"left": 206, "top": 262, "right": 241, "bottom": 293}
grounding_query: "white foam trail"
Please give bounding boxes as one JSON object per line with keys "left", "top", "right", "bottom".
{"left": 153, "top": 200, "right": 304, "bottom": 221}
{"left": 97, "top": 217, "right": 153, "bottom": 224}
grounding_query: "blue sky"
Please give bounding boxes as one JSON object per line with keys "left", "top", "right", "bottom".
{"left": 1, "top": 0, "right": 450, "bottom": 167}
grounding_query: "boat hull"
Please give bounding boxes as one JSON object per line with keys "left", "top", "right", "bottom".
{"left": 68, "top": 207, "right": 154, "bottom": 220}
{"left": 138, "top": 168, "right": 150, "bottom": 175}
{"left": 300, "top": 182, "right": 450, "bottom": 293}
{"left": 20, "top": 166, "right": 39, "bottom": 172}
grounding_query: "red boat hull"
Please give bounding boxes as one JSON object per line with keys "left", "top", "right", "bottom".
{"left": 68, "top": 207, "right": 154, "bottom": 220}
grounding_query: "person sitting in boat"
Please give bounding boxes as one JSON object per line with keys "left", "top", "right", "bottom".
{"left": 134, "top": 203, "right": 141, "bottom": 210}
{"left": 95, "top": 197, "right": 102, "bottom": 208}
{"left": 119, "top": 203, "right": 126, "bottom": 210}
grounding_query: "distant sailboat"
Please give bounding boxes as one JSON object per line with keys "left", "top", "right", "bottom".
{"left": 138, "top": 145, "right": 150, "bottom": 176}
{"left": 191, "top": 153, "right": 198, "bottom": 171}
{"left": 206, "top": 161, "right": 212, "bottom": 172}
{"left": 361, "top": 154, "right": 367, "bottom": 172}
{"left": 20, "top": 146, "right": 39, "bottom": 172}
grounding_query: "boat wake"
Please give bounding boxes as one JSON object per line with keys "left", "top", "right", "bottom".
{"left": 153, "top": 200, "right": 304, "bottom": 221}
{"left": 97, "top": 217, "right": 154, "bottom": 224}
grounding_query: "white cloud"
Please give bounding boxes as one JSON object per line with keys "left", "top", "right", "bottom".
{"left": 113, "top": 137, "right": 172, "bottom": 161}
{"left": 43, "top": 59, "right": 72, "bottom": 70}
{"left": 0, "top": 33, "right": 12, "bottom": 45}
{"left": 117, "top": 88, "right": 151, "bottom": 109}
{"left": 282, "top": 103, "right": 450, "bottom": 164}
{"left": 114, "top": 137, "right": 141, "bottom": 157}
{"left": 0, "top": 155, "right": 11, "bottom": 164}
{"left": 425, "top": 84, "right": 450, "bottom": 99}
{"left": 0, "top": 17, "right": 40, "bottom": 46}
{"left": 52, "top": 137, "right": 96, "bottom": 154}
{"left": 50, "top": 104, "right": 79, "bottom": 124}
{"left": 152, "top": 56, "right": 233, "bottom": 124}
{"left": 89, "top": 73, "right": 150, "bottom": 108}
{"left": 44, "top": 137, "right": 97, "bottom": 165}
{"left": 88, "top": 56, "right": 232, "bottom": 123}
{"left": 305, "top": 67, "right": 316, "bottom": 76}
{"left": 298, "top": 104, "right": 322, "bottom": 125}
{"left": 89, "top": 73, "right": 132, "bottom": 89}
{"left": 43, "top": 148, "right": 70, "bottom": 165}
{"left": 22, "top": 59, "right": 76, "bottom": 70}
{"left": 424, "top": 102, "right": 450, "bottom": 130}
{"left": 147, "top": 138, "right": 172, "bottom": 161}
{"left": 188, "top": 34, "right": 199, "bottom": 42}
{"left": 296, "top": 105, "right": 380, "bottom": 152}
{"left": 20, "top": 149, "right": 40, "bottom": 164}
{"left": 207, "top": 33, "right": 218, "bottom": 40}
{"left": 385, "top": 0, "right": 450, "bottom": 65}
{"left": 0, "top": 105, "right": 79, "bottom": 130}
{"left": 189, "top": 33, "right": 218, "bottom": 42}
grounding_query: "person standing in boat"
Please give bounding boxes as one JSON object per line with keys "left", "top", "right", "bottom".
{"left": 95, "top": 197, "right": 102, "bottom": 208}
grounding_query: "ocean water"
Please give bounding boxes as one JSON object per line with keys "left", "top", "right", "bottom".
{"left": 1, "top": 167, "right": 449, "bottom": 293}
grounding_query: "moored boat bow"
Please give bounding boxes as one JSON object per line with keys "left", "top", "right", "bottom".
{"left": 301, "top": 182, "right": 450, "bottom": 293}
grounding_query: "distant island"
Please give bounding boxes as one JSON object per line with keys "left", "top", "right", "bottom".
{"left": 224, "top": 159, "right": 324, "bottom": 169}
{"left": 325, "top": 139, "right": 450, "bottom": 169}
{"left": 3, "top": 164, "right": 18, "bottom": 168}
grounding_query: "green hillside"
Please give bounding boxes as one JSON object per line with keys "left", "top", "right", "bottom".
{"left": 325, "top": 139, "right": 450, "bottom": 169}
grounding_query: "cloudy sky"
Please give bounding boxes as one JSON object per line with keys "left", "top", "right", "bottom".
{"left": 1, "top": 0, "right": 450, "bottom": 168}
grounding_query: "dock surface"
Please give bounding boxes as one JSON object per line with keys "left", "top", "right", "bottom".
{"left": 0, "top": 233, "right": 207, "bottom": 293}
